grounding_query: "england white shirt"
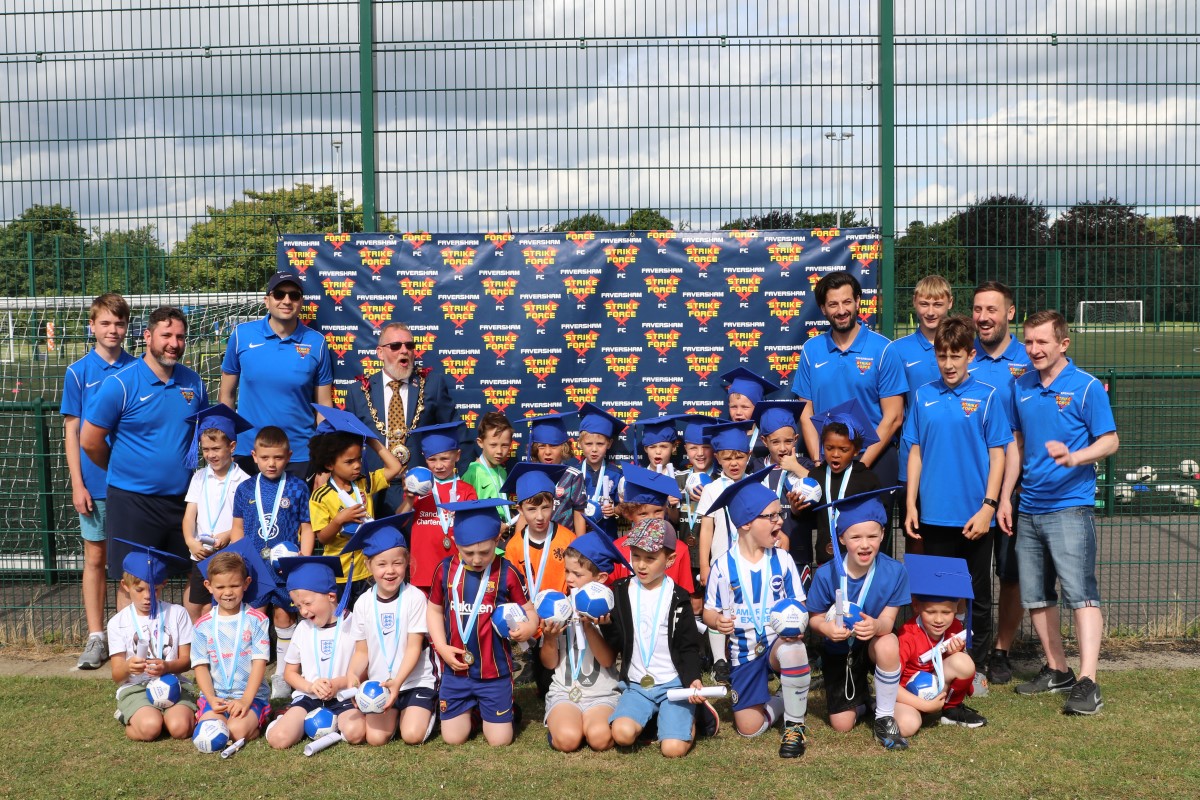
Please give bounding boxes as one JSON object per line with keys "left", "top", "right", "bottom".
{"left": 286, "top": 612, "right": 358, "bottom": 701}
{"left": 350, "top": 584, "right": 437, "bottom": 691}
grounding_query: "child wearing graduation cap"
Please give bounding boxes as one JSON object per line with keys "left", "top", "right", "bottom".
{"left": 182, "top": 405, "right": 254, "bottom": 621}
{"left": 802, "top": 399, "right": 882, "bottom": 565}
{"left": 896, "top": 554, "right": 986, "bottom": 736}
{"left": 721, "top": 367, "right": 780, "bottom": 464}
{"left": 400, "top": 421, "right": 478, "bottom": 595}
{"left": 672, "top": 416, "right": 720, "bottom": 637}
{"left": 106, "top": 539, "right": 197, "bottom": 741}
{"left": 541, "top": 529, "right": 627, "bottom": 752}
{"left": 266, "top": 556, "right": 359, "bottom": 750}
{"left": 751, "top": 400, "right": 815, "bottom": 569}
{"left": 806, "top": 488, "right": 911, "bottom": 750}
{"left": 191, "top": 541, "right": 276, "bottom": 744}
{"left": 309, "top": 403, "right": 405, "bottom": 608}
{"left": 522, "top": 411, "right": 588, "bottom": 538}
{"left": 427, "top": 499, "right": 539, "bottom": 746}
{"left": 609, "top": 465, "right": 695, "bottom": 598}
{"left": 343, "top": 515, "right": 439, "bottom": 746}
{"left": 702, "top": 474, "right": 812, "bottom": 758}
{"left": 576, "top": 403, "right": 625, "bottom": 541}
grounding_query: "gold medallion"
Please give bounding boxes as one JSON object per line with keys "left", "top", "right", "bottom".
{"left": 639, "top": 675, "right": 655, "bottom": 689}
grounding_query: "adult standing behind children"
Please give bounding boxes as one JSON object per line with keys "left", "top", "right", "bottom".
{"left": 62, "top": 293, "right": 137, "bottom": 669}
{"left": 1000, "top": 310, "right": 1118, "bottom": 716}
{"left": 219, "top": 271, "right": 333, "bottom": 478}
{"left": 82, "top": 306, "right": 208, "bottom": 588}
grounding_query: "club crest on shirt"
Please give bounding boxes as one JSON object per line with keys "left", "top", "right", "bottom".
{"left": 242, "top": 628, "right": 253, "bottom": 643}
{"left": 380, "top": 612, "right": 395, "bottom": 631}
{"left": 487, "top": 581, "right": 497, "bottom": 594}
{"left": 855, "top": 357, "right": 873, "bottom": 374}
{"left": 179, "top": 388, "right": 195, "bottom": 403}
{"left": 1056, "top": 394, "right": 1073, "bottom": 410}
{"left": 320, "top": 639, "right": 335, "bottom": 657}
{"left": 280, "top": 497, "right": 291, "bottom": 509}
{"left": 1009, "top": 364, "right": 1027, "bottom": 379}
{"left": 295, "top": 344, "right": 311, "bottom": 358}
{"left": 961, "top": 398, "right": 980, "bottom": 416}
{"left": 770, "top": 575, "right": 784, "bottom": 593}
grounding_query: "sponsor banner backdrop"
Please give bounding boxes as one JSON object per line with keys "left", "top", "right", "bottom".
{"left": 279, "top": 228, "right": 880, "bottom": 443}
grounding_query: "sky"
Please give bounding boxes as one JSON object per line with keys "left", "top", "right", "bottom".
{"left": 1, "top": 0, "right": 1196, "bottom": 245}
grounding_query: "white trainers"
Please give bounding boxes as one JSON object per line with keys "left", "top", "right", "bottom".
{"left": 270, "top": 673, "right": 291, "bottom": 701}
{"left": 77, "top": 633, "right": 108, "bottom": 670}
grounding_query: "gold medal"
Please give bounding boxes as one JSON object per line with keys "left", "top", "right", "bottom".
{"left": 462, "top": 651, "right": 475, "bottom": 666}
{"left": 442, "top": 536, "right": 452, "bottom": 550}
{"left": 391, "top": 442, "right": 410, "bottom": 466}
{"left": 639, "top": 675, "right": 655, "bottom": 690}
{"left": 569, "top": 686, "right": 583, "bottom": 703}
{"left": 755, "top": 642, "right": 766, "bottom": 656}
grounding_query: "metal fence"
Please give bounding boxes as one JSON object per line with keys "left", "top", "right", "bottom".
{"left": 1, "top": 1, "right": 1197, "bottom": 644}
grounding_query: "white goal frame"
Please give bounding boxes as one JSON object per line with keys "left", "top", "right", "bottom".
{"left": 1076, "top": 299, "right": 1144, "bottom": 332}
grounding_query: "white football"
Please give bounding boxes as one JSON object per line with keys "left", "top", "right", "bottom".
{"left": 768, "top": 597, "right": 809, "bottom": 638}
{"left": 355, "top": 680, "right": 390, "bottom": 714}
{"left": 405, "top": 466, "right": 434, "bottom": 496}
{"left": 192, "top": 718, "right": 230, "bottom": 754}
{"left": 1135, "top": 465, "right": 1157, "bottom": 482}
{"left": 491, "top": 602, "right": 529, "bottom": 639}
{"left": 534, "top": 590, "right": 574, "bottom": 624}
{"left": 145, "top": 674, "right": 181, "bottom": 709}
{"left": 1175, "top": 485, "right": 1198, "bottom": 505}
{"left": 573, "top": 581, "right": 615, "bottom": 619}
{"left": 684, "top": 471, "right": 713, "bottom": 496}
{"left": 791, "top": 476, "right": 823, "bottom": 504}
{"left": 906, "top": 671, "right": 940, "bottom": 701}
{"left": 1114, "top": 483, "right": 1134, "bottom": 503}
{"left": 269, "top": 541, "right": 299, "bottom": 572}
{"left": 1180, "top": 459, "right": 1199, "bottom": 478}
{"left": 304, "top": 707, "right": 338, "bottom": 739}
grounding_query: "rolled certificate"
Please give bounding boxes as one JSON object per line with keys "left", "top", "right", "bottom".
{"left": 665, "top": 686, "right": 728, "bottom": 701}
{"left": 220, "top": 738, "right": 246, "bottom": 759}
{"left": 303, "top": 732, "right": 344, "bottom": 757}
{"left": 917, "top": 630, "right": 967, "bottom": 664}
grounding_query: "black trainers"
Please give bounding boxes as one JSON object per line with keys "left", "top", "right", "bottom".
{"left": 1062, "top": 677, "right": 1103, "bottom": 716}
{"left": 940, "top": 703, "right": 988, "bottom": 728}
{"left": 987, "top": 649, "right": 1013, "bottom": 685}
{"left": 872, "top": 715, "right": 909, "bottom": 750}
{"left": 713, "top": 659, "right": 730, "bottom": 685}
{"left": 779, "top": 722, "right": 807, "bottom": 758}
{"left": 1015, "top": 663, "right": 1076, "bottom": 696}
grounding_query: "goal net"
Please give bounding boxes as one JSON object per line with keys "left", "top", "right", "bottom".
{"left": 1076, "top": 300, "right": 1144, "bottom": 332}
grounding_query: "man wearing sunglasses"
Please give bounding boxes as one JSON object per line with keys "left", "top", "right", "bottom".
{"left": 218, "top": 270, "right": 333, "bottom": 478}
{"left": 345, "top": 321, "right": 461, "bottom": 512}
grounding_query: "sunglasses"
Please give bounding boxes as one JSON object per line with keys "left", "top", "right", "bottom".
{"left": 379, "top": 341, "right": 416, "bottom": 352}
{"left": 271, "top": 289, "right": 303, "bottom": 301}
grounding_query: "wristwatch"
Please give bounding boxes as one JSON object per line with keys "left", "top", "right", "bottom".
{"left": 982, "top": 497, "right": 999, "bottom": 509}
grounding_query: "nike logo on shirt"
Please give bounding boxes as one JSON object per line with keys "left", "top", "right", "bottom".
{"left": 814, "top": 361, "right": 829, "bottom": 368}
{"left": 139, "top": 394, "right": 154, "bottom": 402}
{"left": 86, "top": 380, "right": 101, "bottom": 388}
{"left": 1020, "top": 395, "right": 1033, "bottom": 402}
{"left": 906, "top": 360, "right": 922, "bottom": 367}
{"left": 924, "top": 400, "right": 938, "bottom": 407}
{"left": 248, "top": 342, "right": 266, "bottom": 349}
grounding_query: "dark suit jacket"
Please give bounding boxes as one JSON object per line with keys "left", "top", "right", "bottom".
{"left": 345, "top": 369, "right": 463, "bottom": 511}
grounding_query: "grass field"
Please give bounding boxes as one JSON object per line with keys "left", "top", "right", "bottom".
{"left": 2, "top": 670, "right": 1199, "bottom": 799}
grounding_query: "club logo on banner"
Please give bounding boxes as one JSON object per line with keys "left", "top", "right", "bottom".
{"left": 277, "top": 229, "right": 880, "bottom": 428}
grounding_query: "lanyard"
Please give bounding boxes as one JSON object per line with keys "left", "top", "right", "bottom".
{"left": 727, "top": 548, "right": 770, "bottom": 641}
{"left": 567, "top": 621, "right": 588, "bottom": 686}
{"left": 129, "top": 606, "right": 165, "bottom": 660}
{"left": 916, "top": 618, "right": 947, "bottom": 692}
{"left": 313, "top": 617, "right": 344, "bottom": 681}
{"left": 634, "top": 578, "right": 670, "bottom": 674}
{"left": 748, "top": 426, "right": 759, "bottom": 453}
{"left": 373, "top": 588, "right": 402, "bottom": 676}
{"left": 212, "top": 607, "right": 247, "bottom": 695}
{"left": 331, "top": 477, "right": 365, "bottom": 511}
{"left": 586, "top": 463, "right": 608, "bottom": 504}
{"left": 824, "top": 462, "right": 853, "bottom": 540}
{"left": 254, "top": 474, "right": 286, "bottom": 540}
{"left": 436, "top": 477, "right": 459, "bottom": 535}
{"left": 201, "top": 467, "right": 233, "bottom": 536}
{"left": 451, "top": 559, "right": 491, "bottom": 651}
{"left": 840, "top": 556, "right": 876, "bottom": 614}
{"left": 475, "top": 458, "right": 512, "bottom": 523}
{"left": 523, "top": 532, "right": 554, "bottom": 598}
{"left": 682, "top": 467, "right": 713, "bottom": 529}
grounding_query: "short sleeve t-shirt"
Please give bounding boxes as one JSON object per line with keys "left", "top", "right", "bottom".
{"left": 232, "top": 474, "right": 311, "bottom": 559}
{"left": 60, "top": 348, "right": 137, "bottom": 499}
{"left": 349, "top": 584, "right": 436, "bottom": 690}
{"left": 792, "top": 322, "right": 907, "bottom": 434}
{"left": 309, "top": 469, "right": 390, "bottom": 583}
{"left": 107, "top": 602, "right": 195, "bottom": 692}
{"left": 806, "top": 553, "right": 910, "bottom": 655}
{"left": 503, "top": 524, "right": 578, "bottom": 597}
{"left": 428, "top": 556, "right": 529, "bottom": 680}
{"left": 285, "top": 612, "right": 358, "bottom": 702}
{"left": 898, "top": 616, "right": 965, "bottom": 685}
{"left": 191, "top": 605, "right": 271, "bottom": 702}
{"left": 185, "top": 464, "right": 251, "bottom": 551}
{"left": 704, "top": 547, "right": 804, "bottom": 666}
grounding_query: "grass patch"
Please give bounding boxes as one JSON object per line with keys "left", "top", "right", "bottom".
{"left": 3, "top": 670, "right": 1199, "bottom": 799}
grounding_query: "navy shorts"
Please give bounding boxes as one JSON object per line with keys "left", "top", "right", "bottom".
{"left": 437, "top": 672, "right": 514, "bottom": 723}
{"left": 822, "top": 646, "right": 873, "bottom": 716}
{"left": 729, "top": 654, "right": 776, "bottom": 712}
{"left": 395, "top": 686, "right": 438, "bottom": 713}
{"left": 106, "top": 486, "right": 187, "bottom": 580}
{"left": 289, "top": 694, "right": 355, "bottom": 716}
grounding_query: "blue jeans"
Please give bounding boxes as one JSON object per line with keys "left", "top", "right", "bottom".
{"left": 1016, "top": 507, "right": 1101, "bottom": 610}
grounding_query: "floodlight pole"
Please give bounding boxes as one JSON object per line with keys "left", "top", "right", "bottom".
{"left": 825, "top": 131, "right": 854, "bottom": 227}
{"left": 332, "top": 139, "right": 344, "bottom": 233}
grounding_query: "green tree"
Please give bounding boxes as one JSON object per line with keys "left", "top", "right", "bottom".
{"left": 895, "top": 218, "right": 968, "bottom": 318}
{"left": 552, "top": 213, "right": 618, "bottom": 232}
{"left": 621, "top": 208, "right": 673, "bottom": 231}
{"left": 0, "top": 204, "right": 87, "bottom": 296}
{"left": 720, "top": 209, "right": 870, "bottom": 230}
{"left": 170, "top": 184, "right": 393, "bottom": 292}
{"left": 1050, "top": 198, "right": 1156, "bottom": 315}
{"left": 953, "top": 195, "right": 1050, "bottom": 311}
{"left": 82, "top": 226, "right": 168, "bottom": 295}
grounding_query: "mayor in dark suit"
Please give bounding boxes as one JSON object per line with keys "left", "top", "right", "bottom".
{"left": 345, "top": 321, "right": 462, "bottom": 512}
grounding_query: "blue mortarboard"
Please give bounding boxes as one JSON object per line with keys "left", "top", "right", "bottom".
{"left": 751, "top": 400, "right": 807, "bottom": 437}
{"left": 311, "top": 403, "right": 381, "bottom": 442}
{"left": 634, "top": 413, "right": 708, "bottom": 447}
{"left": 810, "top": 398, "right": 880, "bottom": 452}
{"left": 721, "top": 367, "right": 779, "bottom": 405}
{"left": 278, "top": 555, "right": 343, "bottom": 596}
{"left": 114, "top": 538, "right": 192, "bottom": 618}
{"left": 705, "top": 419, "right": 754, "bottom": 453}
{"left": 705, "top": 466, "right": 778, "bottom": 528}
{"left": 811, "top": 486, "right": 900, "bottom": 580}
{"left": 197, "top": 538, "right": 277, "bottom": 609}
{"left": 185, "top": 405, "right": 254, "bottom": 469}
{"left": 577, "top": 403, "right": 625, "bottom": 439}
{"left": 620, "top": 463, "right": 682, "bottom": 506}
{"left": 523, "top": 411, "right": 576, "bottom": 447}
{"left": 410, "top": 421, "right": 464, "bottom": 457}
{"left": 682, "top": 415, "right": 721, "bottom": 445}
{"left": 573, "top": 523, "right": 634, "bottom": 574}
{"left": 438, "top": 498, "right": 514, "bottom": 547}
{"left": 905, "top": 554, "right": 975, "bottom": 648}
{"left": 343, "top": 513, "right": 413, "bottom": 557}
{"left": 500, "top": 462, "right": 567, "bottom": 502}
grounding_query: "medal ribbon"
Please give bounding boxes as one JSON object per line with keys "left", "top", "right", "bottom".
{"left": 129, "top": 605, "right": 166, "bottom": 660}
{"left": 313, "top": 617, "right": 344, "bottom": 681}
{"left": 523, "top": 531, "right": 554, "bottom": 598}
{"left": 213, "top": 607, "right": 246, "bottom": 696}
{"left": 373, "top": 588, "right": 402, "bottom": 676}
{"left": 727, "top": 548, "right": 770, "bottom": 645}
{"left": 201, "top": 467, "right": 233, "bottom": 538}
{"left": 451, "top": 559, "right": 491, "bottom": 653}
{"left": 634, "top": 578, "right": 670, "bottom": 677}
{"left": 436, "top": 477, "right": 459, "bottom": 536}
{"left": 568, "top": 621, "right": 589, "bottom": 686}
{"left": 586, "top": 463, "right": 608, "bottom": 510}
{"left": 254, "top": 474, "right": 286, "bottom": 542}
{"left": 917, "top": 617, "right": 947, "bottom": 693}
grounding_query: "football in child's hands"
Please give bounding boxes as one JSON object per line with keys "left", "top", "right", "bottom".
{"left": 573, "top": 581, "right": 615, "bottom": 619}
{"left": 768, "top": 597, "right": 809, "bottom": 638}
{"left": 192, "top": 718, "right": 231, "bottom": 753}
{"left": 355, "top": 680, "right": 390, "bottom": 714}
{"left": 534, "top": 590, "right": 573, "bottom": 625}
{"left": 404, "top": 467, "right": 434, "bottom": 497}
{"left": 145, "top": 674, "right": 181, "bottom": 709}
{"left": 269, "top": 541, "right": 299, "bottom": 572}
{"left": 906, "top": 671, "right": 940, "bottom": 701}
{"left": 304, "top": 707, "right": 338, "bottom": 739}
{"left": 685, "top": 471, "right": 713, "bottom": 496}
{"left": 791, "top": 476, "right": 823, "bottom": 504}
{"left": 490, "top": 602, "right": 529, "bottom": 639}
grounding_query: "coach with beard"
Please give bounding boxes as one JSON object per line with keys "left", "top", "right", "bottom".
{"left": 345, "top": 321, "right": 462, "bottom": 512}
{"left": 81, "top": 306, "right": 208, "bottom": 581}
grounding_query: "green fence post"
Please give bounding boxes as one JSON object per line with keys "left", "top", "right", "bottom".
{"left": 123, "top": 242, "right": 131, "bottom": 294}
{"left": 54, "top": 237, "right": 62, "bottom": 296}
{"left": 358, "top": 0, "right": 378, "bottom": 231}
{"left": 878, "top": 0, "right": 896, "bottom": 338}
{"left": 1153, "top": 249, "right": 1162, "bottom": 331}
{"left": 34, "top": 398, "right": 59, "bottom": 584}
{"left": 26, "top": 230, "right": 36, "bottom": 296}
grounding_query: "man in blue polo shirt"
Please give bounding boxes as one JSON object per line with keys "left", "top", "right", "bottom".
{"left": 793, "top": 271, "right": 906, "bottom": 496}
{"left": 81, "top": 306, "right": 208, "bottom": 595}
{"left": 889, "top": 274, "right": 955, "bottom": 404}
{"left": 1000, "top": 310, "right": 1118, "bottom": 716}
{"left": 218, "top": 270, "right": 333, "bottom": 478}
{"left": 61, "top": 292, "right": 138, "bottom": 669}
{"left": 968, "top": 280, "right": 1031, "bottom": 685}
{"left": 902, "top": 316, "right": 1012, "bottom": 670}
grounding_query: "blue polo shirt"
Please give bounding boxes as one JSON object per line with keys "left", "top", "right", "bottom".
{"left": 1007, "top": 359, "right": 1116, "bottom": 514}
{"left": 806, "top": 553, "right": 909, "bottom": 655}
{"left": 85, "top": 359, "right": 208, "bottom": 496}
{"left": 792, "top": 322, "right": 907, "bottom": 429}
{"left": 968, "top": 334, "right": 1031, "bottom": 427}
{"left": 901, "top": 375, "right": 1014, "bottom": 526}
{"left": 889, "top": 330, "right": 941, "bottom": 404}
{"left": 221, "top": 317, "right": 333, "bottom": 460}
{"left": 60, "top": 348, "right": 137, "bottom": 500}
